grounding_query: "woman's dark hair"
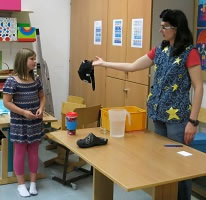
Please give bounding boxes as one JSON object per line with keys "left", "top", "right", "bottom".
{"left": 160, "top": 9, "right": 193, "bottom": 56}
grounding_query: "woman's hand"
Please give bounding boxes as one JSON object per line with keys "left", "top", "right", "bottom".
{"left": 92, "top": 56, "right": 104, "bottom": 66}
{"left": 184, "top": 122, "right": 197, "bottom": 145}
{"left": 35, "top": 108, "right": 43, "bottom": 119}
{"left": 23, "top": 110, "right": 37, "bottom": 119}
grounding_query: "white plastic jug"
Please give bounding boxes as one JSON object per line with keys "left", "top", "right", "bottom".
{"left": 108, "top": 109, "right": 131, "bottom": 138}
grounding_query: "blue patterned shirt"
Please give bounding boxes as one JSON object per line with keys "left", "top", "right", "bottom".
{"left": 147, "top": 45, "right": 193, "bottom": 123}
{"left": 3, "top": 76, "right": 44, "bottom": 143}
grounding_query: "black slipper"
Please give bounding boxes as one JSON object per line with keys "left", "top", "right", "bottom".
{"left": 77, "top": 133, "right": 108, "bottom": 148}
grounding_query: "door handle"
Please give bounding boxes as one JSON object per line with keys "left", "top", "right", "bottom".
{"left": 123, "top": 88, "right": 129, "bottom": 93}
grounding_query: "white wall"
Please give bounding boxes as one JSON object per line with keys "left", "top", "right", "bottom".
{"left": 22, "top": 0, "right": 70, "bottom": 119}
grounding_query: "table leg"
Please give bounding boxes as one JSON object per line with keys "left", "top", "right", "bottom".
{"left": 1, "top": 138, "right": 8, "bottom": 179}
{"left": 93, "top": 168, "right": 113, "bottom": 200}
{"left": 153, "top": 182, "right": 178, "bottom": 200}
{"left": 1, "top": 127, "right": 13, "bottom": 172}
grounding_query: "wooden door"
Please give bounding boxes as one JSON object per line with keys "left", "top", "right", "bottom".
{"left": 82, "top": 0, "right": 108, "bottom": 106}
{"left": 69, "top": 0, "right": 90, "bottom": 97}
{"left": 105, "top": 76, "right": 125, "bottom": 106}
{"left": 70, "top": 0, "right": 108, "bottom": 106}
{"left": 106, "top": 0, "right": 127, "bottom": 80}
{"left": 124, "top": 81, "right": 148, "bottom": 110}
{"left": 126, "top": 0, "right": 152, "bottom": 85}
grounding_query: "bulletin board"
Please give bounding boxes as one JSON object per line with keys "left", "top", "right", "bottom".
{"left": 195, "top": 0, "right": 206, "bottom": 80}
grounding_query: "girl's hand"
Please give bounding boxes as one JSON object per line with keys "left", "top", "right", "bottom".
{"left": 23, "top": 110, "right": 37, "bottom": 119}
{"left": 35, "top": 108, "right": 43, "bottom": 119}
{"left": 92, "top": 56, "right": 104, "bottom": 66}
{"left": 184, "top": 122, "right": 197, "bottom": 145}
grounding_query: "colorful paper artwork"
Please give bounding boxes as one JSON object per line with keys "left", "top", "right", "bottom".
{"left": 0, "top": 17, "right": 17, "bottom": 41}
{"left": 197, "top": 0, "right": 206, "bottom": 70}
{"left": 17, "top": 27, "right": 36, "bottom": 42}
{"left": 197, "top": 0, "right": 206, "bottom": 27}
{"left": 197, "top": 29, "right": 206, "bottom": 70}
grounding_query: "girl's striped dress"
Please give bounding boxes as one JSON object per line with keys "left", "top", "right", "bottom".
{"left": 3, "top": 76, "right": 44, "bottom": 143}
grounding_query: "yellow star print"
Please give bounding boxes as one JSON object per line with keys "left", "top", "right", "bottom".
{"left": 188, "top": 105, "right": 192, "bottom": 111}
{"left": 154, "top": 64, "right": 157, "bottom": 72}
{"left": 178, "top": 74, "right": 182, "bottom": 79}
{"left": 172, "top": 84, "right": 178, "bottom": 91}
{"left": 166, "top": 107, "right": 180, "bottom": 120}
{"left": 164, "top": 86, "right": 169, "bottom": 91}
{"left": 162, "top": 46, "right": 168, "bottom": 53}
{"left": 153, "top": 104, "right": 158, "bottom": 110}
{"left": 147, "top": 92, "right": 152, "bottom": 101}
{"left": 173, "top": 57, "right": 182, "bottom": 65}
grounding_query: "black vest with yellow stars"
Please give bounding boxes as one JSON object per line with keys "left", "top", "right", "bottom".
{"left": 147, "top": 45, "right": 193, "bottom": 123}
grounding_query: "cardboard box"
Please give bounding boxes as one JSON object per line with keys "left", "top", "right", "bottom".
{"left": 0, "top": 0, "right": 21, "bottom": 11}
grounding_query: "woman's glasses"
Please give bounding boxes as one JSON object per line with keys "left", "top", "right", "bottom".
{"left": 160, "top": 25, "right": 176, "bottom": 30}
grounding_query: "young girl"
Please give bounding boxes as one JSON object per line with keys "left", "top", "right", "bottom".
{"left": 3, "top": 48, "right": 46, "bottom": 197}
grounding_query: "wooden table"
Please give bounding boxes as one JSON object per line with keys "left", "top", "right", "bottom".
{"left": 0, "top": 112, "right": 57, "bottom": 185}
{"left": 47, "top": 128, "right": 206, "bottom": 200}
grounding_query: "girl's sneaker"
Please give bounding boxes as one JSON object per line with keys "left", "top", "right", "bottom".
{"left": 29, "top": 182, "right": 38, "bottom": 196}
{"left": 17, "top": 184, "right": 30, "bottom": 197}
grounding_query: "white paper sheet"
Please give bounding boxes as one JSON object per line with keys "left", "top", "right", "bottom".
{"left": 177, "top": 151, "right": 192, "bottom": 157}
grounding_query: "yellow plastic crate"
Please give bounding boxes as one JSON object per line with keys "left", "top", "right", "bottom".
{"left": 101, "top": 106, "right": 146, "bottom": 132}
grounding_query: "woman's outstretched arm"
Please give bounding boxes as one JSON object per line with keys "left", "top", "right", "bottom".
{"left": 92, "top": 54, "right": 153, "bottom": 72}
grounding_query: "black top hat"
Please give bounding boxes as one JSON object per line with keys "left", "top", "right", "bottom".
{"left": 78, "top": 60, "right": 95, "bottom": 91}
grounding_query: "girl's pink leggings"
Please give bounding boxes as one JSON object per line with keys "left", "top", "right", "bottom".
{"left": 13, "top": 142, "right": 40, "bottom": 176}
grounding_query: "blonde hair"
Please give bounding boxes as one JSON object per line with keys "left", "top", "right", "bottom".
{"left": 14, "top": 48, "right": 36, "bottom": 80}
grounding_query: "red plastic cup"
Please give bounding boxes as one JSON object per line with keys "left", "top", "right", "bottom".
{"left": 66, "top": 112, "right": 78, "bottom": 135}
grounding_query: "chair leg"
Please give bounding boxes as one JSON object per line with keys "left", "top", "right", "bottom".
{"left": 44, "top": 146, "right": 66, "bottom": 167}
{"left": 52, "top": 146, "right": 70, "bottom": 185}
{"left": 62, "top": 148, "right": 69, "bottom": 183}
{"left": 51, "top": 143, "right": 93, "bottom": 189}
{"left": 66, "top": 157, "right": 86, "bottom": 172}
{"left": 67, "top": 165, "right": 93, "bottom": 184}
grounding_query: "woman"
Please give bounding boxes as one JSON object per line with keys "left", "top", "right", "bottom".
{"left": 92, "top": 9, "right": 203, "bottom": 200}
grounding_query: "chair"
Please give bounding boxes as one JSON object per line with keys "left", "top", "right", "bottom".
{"left": 51, "top": 96, "right": 85, "bottom": 130}
{"left": 67, "top": 95, "right": 85, "bottom": 104}
{"left": 65, "top": 104, "right": 101, "bottom": 129}
{"left": 192, "top": 107, "right": 206, "bottom": 198}
{"left": 47, "top": 96, "right": 85, "bottom": 149}
{"left": 198, "top": 107, "right": 206, "bottom": 124}
{"left": 48, "top": 104, "right": 101, "bottom": 187}
{"left": 190, "top": 107, "right": 206, "bottom": 152}
{"left": 44, "top": 101, "right": 86, "bottom": 166}
{"left": 45, "top": 104, "right": 101, "bottom": 188}
{"left": 63, "top": 104, "right": 101, "bottom": 172}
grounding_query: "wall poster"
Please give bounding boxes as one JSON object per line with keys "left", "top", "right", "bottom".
{"left": 131, "top": 18, "right": 143, "bottom": 48}
{"left": 197, "top": 0, "right": 206, "bottom": 70}
{"left": 94, "top": 20, "right": 102, "bottom": 45}
{"left": 112, "top": 19, "right": 123, "bottom": 46}
{"left": 196, "top": 29, "right": 206, "bottom": 70}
